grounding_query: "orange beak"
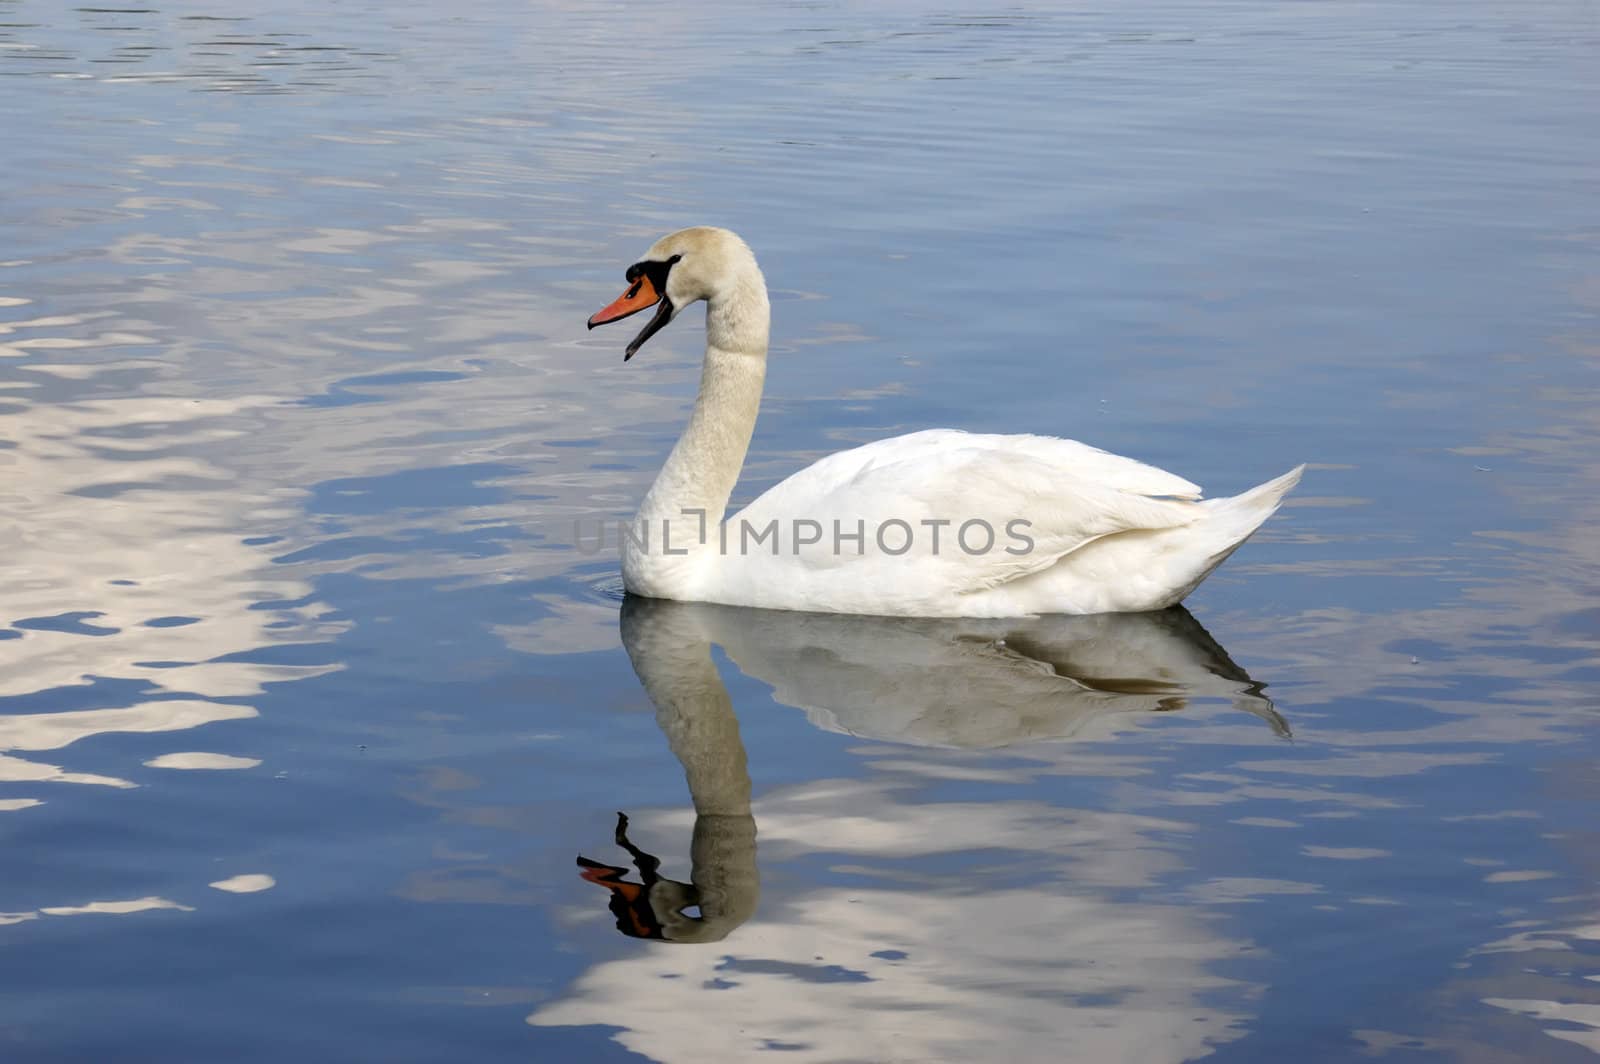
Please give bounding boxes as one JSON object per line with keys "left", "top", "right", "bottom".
{"left": 588, "top": 274, "right": 662, "bottom": 328}
{"left": 588, "top": 271, "right": 677, "bottom": 361}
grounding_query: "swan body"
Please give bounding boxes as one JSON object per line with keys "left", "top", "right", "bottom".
{"left": 588, "top": 227, "right": 1302, "bottom": 618}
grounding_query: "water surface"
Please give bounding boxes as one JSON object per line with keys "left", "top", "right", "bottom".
{"left": 3, "top": 1, "right": 1599, "bottom": 1060}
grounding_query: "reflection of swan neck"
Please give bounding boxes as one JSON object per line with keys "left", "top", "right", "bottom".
{"left": 674, "top": 812, "right": 758, "bottom": 942}
{"left": 621, "top": 601, "right": 759, "bottom": 943}
{"left": 624, "top": 615, "right": 753, "bottom": 817}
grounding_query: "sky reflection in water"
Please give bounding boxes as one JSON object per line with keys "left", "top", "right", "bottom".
{"left": 1, "top": 0, "right": 1598, "bottom": 1061}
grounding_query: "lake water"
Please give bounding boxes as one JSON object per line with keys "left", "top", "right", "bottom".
{"left": 3, "top": 1, "right": 1598, "bottom": 1060}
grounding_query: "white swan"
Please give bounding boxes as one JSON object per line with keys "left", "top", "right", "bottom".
{"left": 589, "top": 226, "right": 1303, "bottom": 617}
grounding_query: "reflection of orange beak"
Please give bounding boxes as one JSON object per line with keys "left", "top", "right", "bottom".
{"left": 588, "top": 274, "right": 661, "bottom": 328}
{"left": 579, "top": 861, "right": 644, "bottom": 903}
{"left": 577, "top": 857, "right": 663, "bottom": 939}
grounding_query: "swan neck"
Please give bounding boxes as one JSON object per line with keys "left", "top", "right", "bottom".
{"left": 705, "top": 269, "right": 770, "bottom": 356}
{"left": 635, "top": 269, "right": 769, "bottom": 533}
{"left": 638, "top": 346, "right": 763, "bottom": 531}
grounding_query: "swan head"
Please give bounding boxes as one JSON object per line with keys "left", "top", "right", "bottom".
{"left": 587, "top": 226, "right": 761, "bottom": 360}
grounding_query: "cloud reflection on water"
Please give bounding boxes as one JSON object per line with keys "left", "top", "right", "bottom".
{"left": 1, "top": 391, "right": 340, "bottom": 801}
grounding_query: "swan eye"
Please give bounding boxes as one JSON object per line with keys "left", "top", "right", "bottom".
{"left": 625, "top": 254, "right": 683, "bottom": 290}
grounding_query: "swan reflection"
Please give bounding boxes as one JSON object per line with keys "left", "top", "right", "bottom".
{"left": 576, "top": 598, "right": 1286, "bottom": 942}
{"left": 628, "top": 597, "right": 1286, "bottom": 749}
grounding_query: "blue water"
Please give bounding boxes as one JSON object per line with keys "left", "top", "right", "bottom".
{"left": 3, "top": 1, "right": 1598, "bottom": 1060}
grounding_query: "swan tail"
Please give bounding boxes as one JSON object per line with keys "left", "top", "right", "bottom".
{"left": 993, "top": 465, "right": 1303, "bottom": 614}
{"left": 1154, "top": 465, "right": 1305, "bottom": 607}
{"left": 1202, "top": 464, "right": 1304, "bottom": 522}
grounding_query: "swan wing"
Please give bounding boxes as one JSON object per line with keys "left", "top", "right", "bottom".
{"left": 758, "top": 429, "right": 1201, "bottom": 501}
{"left": 729, "top": 430, "right": 1202, "bottom": 598}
